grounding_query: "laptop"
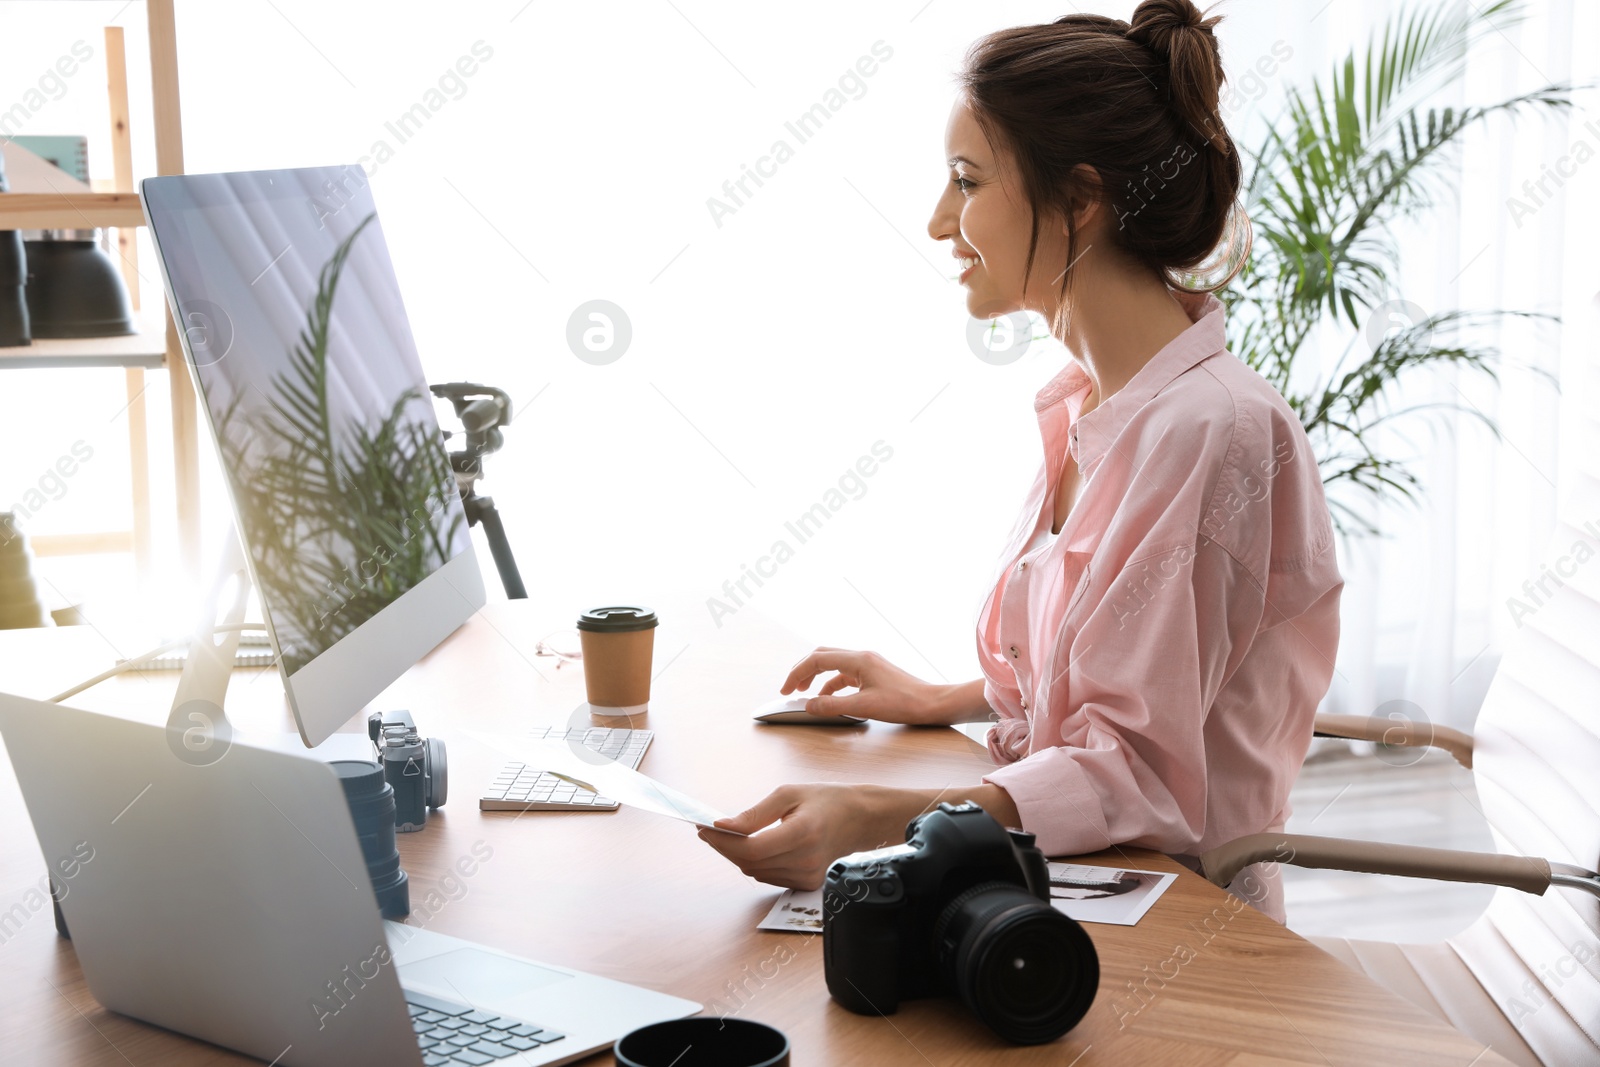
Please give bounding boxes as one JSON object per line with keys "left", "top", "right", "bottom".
{"left": 0, "top": 692, "right": 699, "bottom": 1066}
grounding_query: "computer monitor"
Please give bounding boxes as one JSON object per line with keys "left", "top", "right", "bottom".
{"left": 141, "top": 164, "right": 486, "bottom": 747}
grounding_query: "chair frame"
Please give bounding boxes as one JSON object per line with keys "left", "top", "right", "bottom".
{"left": 1202, "top": 713, "right": 1600, "bottom": 899}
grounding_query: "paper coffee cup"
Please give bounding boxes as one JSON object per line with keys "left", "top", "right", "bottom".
{"left": 576, "top": 606, "right": 658, "bottom": 716}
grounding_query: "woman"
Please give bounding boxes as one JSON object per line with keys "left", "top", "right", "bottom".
{"left": 699, "top": 0, "right": 1342, "bottom": 923}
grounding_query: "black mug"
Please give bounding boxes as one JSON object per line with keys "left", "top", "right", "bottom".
{"left": 615, "top": 1018, "right": 789, "bottom": 1067}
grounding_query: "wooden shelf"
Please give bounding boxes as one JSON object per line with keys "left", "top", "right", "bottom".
{"left": 0, "top": 192, "right": 145, "bottom": 230}
{"left": 0, "top": 2, "right": 197, "bottom": 582}
{"left": 0, "top": 311, "right": 168, "bottom": 370}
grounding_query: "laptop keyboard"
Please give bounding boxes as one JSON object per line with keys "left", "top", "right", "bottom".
{"left": 406, "top": 989, "right": 565, "bottom": 1064}
{"left": 479, "top": 726, "right": 653, "bottom": 812}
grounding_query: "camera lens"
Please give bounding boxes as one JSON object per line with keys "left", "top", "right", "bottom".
{"left": 936, "top": 881, "right": 1098, "bottom": 1044}
{"left": 425, "top": 736, "right": 448, "bottom": 808}
{"left": 332, "top": 760, "right": 410, "bottom": 919}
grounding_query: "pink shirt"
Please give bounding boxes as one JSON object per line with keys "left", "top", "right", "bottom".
{"left": 976, "top": 290, "right": 1343, "bottom": 921}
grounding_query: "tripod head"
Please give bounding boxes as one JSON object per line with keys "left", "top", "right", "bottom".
{"left": 430, "top": 382, "right": 511, "bottom": 495}
{"left": 428, "top": 381, "right": 526, "bottom": 599}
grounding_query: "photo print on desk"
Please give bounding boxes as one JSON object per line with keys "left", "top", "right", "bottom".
{"left": 755, "top": 863, "right": 1177, "bottom": 933}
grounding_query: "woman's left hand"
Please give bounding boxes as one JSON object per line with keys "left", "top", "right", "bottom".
{"left": 697, "top": 784, "right": 902, "bottom": 890}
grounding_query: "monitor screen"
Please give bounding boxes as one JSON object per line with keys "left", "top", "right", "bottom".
{"left": 142, "top": 166, "right": 472, "bottom": 680}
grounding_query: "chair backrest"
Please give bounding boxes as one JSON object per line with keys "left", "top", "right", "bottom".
{"left": 1456, "top": 516, "right": 1600, "bottom": 1064}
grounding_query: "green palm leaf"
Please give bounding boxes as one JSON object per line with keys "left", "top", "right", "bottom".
{"left": 1224, "top": 0, "right": 1578, "bottom": 534}
{"left": 216, "top": 211, "right": 461, "bottom": 670}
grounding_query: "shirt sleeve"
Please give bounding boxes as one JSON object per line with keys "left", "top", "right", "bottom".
{"left": 981, "top": 677, "right": 1030, "bottom": 760}
{"left": 982, "top": 534, "right": 1266, "bottom": 857}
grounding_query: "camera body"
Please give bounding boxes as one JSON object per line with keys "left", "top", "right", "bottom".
{"left": 367, "top": 710, "right": 447, "bottom": 832}
{"left": 823, "top": 801, "right": 1098, "bottom": 1044}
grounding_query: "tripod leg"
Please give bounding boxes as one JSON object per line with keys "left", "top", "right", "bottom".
{"left": 471, "top": 495, "right": 527, "bottom": 599}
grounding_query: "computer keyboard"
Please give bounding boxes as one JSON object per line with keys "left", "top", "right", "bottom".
{"left": 406, "top": 988, "right": 564, "bottom": 1065}
{"left": 120, "top": 631, "right": 277, "bottom": 671}
{"left": 478, "top": 725, "right": 653, "bottom": 812}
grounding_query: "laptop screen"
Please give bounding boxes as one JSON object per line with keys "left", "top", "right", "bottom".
{"left": 142, "top": 166, "right": 470, "bottom": 677}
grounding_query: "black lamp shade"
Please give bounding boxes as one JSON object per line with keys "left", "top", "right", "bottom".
{"left": 24, "top": 237, "right": 135, "bottom": 339}
{"left": 0, "top": 150, "right": 30, "bottom": 347}
{"left": 0, "top": 232, "right": 27, "bottom": 347}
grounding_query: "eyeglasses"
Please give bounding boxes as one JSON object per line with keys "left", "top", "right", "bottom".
{"left": 532, "top": 629, "right": 582, "bottom": 669}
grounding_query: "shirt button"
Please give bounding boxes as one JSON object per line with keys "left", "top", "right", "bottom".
{"left": 1009, "top": 645, "right": 1019, "bottom": 659}
{"left": 1020, "top": 697, "right": 1028, "bottom": 710}
{"left": 1018, "top": 560, "right": 1027, "bottom": 571}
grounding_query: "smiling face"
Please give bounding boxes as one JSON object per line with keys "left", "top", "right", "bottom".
{"left": 927, "top": 97, "right": 1075, "bottom": 321}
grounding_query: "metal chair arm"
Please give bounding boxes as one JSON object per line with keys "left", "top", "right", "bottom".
{"left": 1313, "top": 712, "right": 1475, "bottom": 769}
{"left": 1200, "top": 832, "right": 1563, "bottom": 896}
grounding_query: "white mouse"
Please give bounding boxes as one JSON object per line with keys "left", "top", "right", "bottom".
{"left": 752, "top": 696, "right": 867, "bottom": 726}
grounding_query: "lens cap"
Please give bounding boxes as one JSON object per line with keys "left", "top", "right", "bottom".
{"left": 948, "top": 885, "right": 1098, "bottom": 1045}
{"left": 615, "top": 1018, "right": 788, "bottom": 1067}
{"left": 576, "top": 605, "right": 658, "bottom": 633}
{"left": 332, "top": 758, "right": 386, "bottom": 797}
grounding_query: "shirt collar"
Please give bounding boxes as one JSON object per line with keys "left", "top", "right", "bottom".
{"left": 1034, "top": 290, "right": 1228, "bottom": 482}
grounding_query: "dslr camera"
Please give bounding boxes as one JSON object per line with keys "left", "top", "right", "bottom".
{"left": 822, "top": 801, "right": 1098, "bottom": 1045}
{"left": 367, "top": 710, "right": 447, "bottom": 832}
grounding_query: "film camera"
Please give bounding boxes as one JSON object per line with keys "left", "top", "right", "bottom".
{"left": 366, "top": 710, "right": 447, "bottom": 832}
{"left": 822, "top": 801, "right": 1099, "bottom": 1045}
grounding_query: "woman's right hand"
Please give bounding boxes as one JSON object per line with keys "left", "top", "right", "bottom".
{"left": 779, "top": 647, "right": 962, "bottom": 725}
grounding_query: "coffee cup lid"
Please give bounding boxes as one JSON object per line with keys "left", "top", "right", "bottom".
{"left": 576, "top": 605, "right": 658, "bottom": 633}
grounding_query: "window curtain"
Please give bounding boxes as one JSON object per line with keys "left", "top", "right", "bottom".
{"left": 1287, "top": 0, "right": 1600, "bottom": 731}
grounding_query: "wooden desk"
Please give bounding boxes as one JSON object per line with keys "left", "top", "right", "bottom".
{"left": 0, "top": 597, "right": 1508, "bottom": 1065}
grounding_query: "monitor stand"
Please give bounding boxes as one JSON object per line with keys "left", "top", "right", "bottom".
{"left": 165, "top": 524, "right": 253, "bottom": 766}
{"left": 162, "top": 525, "right": 382, "bottom": 765}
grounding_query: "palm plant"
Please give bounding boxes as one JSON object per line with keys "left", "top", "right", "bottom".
{"left": 1219, "top": 0, "right": 1575, "bottom": 533}
{"left": 218, "top": 211, "right": 462, "bottom": 673}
